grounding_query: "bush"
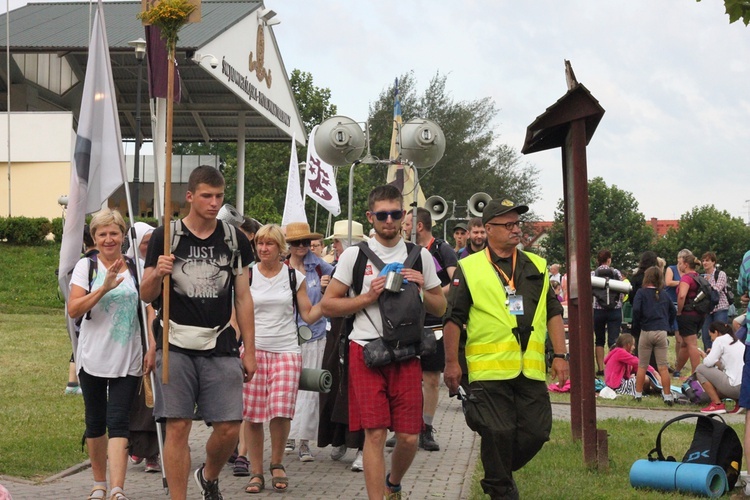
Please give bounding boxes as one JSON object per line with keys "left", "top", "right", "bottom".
{"left": 3, "top": 217, "right": 53, "bottom": 245}
{"left": 51, "top": 217, "right": 64, "bottom": 242}
{"left": 0, "top": 216, "right": 6, "bottom": 240}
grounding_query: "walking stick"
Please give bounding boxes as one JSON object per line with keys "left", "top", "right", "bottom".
{"left": 161, "top": 41, "right": 175, "bottom": 384}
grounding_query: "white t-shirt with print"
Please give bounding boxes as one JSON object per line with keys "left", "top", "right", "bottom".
{"left": 71, "top": 258, "right": 142, "bottom": 378}
{"left": 333, "top": 238, "right": 441, "bottom": 344}
{"left": 251, "top": 265, "right": 305, "bottom": 353}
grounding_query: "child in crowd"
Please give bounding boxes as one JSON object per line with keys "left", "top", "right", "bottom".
{"left": 604, "top": 333, "right": 659, "bottom": 397}
{"left": 632, "top": 266, "right": 676, "bottom": 405}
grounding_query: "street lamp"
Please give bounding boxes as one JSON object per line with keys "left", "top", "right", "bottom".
{"left": 128, "top": 38, "right": 147, "bottom": 217}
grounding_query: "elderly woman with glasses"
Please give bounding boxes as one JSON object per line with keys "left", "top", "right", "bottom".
{"left": 285, "top": 222, "right": 334, "bottom": 461}
{"left": 241, "top": 224, "right": 324, "bottom": 493}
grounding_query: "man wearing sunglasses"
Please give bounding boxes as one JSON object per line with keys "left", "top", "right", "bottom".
{"left": 443, "top": 197, "right": 568, "bottom": 500}
{"left": 321, "top": 185, "right": 446, "bottom": 499}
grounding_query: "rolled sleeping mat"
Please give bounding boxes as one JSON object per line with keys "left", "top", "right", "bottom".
{"left": 630, "top": 459, "right": 727, "bottom": 498}
{"left": 298, "top": 368, "right": 332, "bottom": 393}
{"left": 591, "top": 275, "right": 632, "bottom": 294}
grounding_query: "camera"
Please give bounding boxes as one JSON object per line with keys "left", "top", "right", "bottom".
{"left": 209, "top": 57, "right": 219, "bottom": 69}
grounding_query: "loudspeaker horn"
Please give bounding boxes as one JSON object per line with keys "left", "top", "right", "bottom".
{"left": 314, "top": 115, "right": 366, "bottom": 166}
{"left": 468, "top": 192, "right": 492, "bottom": 217}
{"left": 424, "top": 195, "right": 448, "bottom": 221}
{"left": 217, "top": 204, "right": 244, "bottom": 228}
{"left": 399, "top": 118, "right": 446, "bottom": 168}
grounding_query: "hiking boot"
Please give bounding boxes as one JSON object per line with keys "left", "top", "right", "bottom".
{"left": 330, "top": 444, "right": 347, "bottom": 461}
{"left": 419, "top": 424, "right": 440, "bottom": 451}
{"left": 193, "top": 464, "right": 223, "bottom": 500}
{"left": 700, "top": 402, "right": 726, "bottom": 414}
{"left": 385, "top": 434, "right": 396, "bottom": 448}
{"left": 145, "top": 455, "right": 161, "bottom": 473}
{"left": 351, "top": 450, "right": 363, "bottom": 472}
{"left": 285, "top": 439, "right": 296, "bottom": 452}
{"left": 298, "top": 442, "right": 314, "bottom": 462}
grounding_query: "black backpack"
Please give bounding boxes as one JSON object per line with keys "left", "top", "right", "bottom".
{"left": 714, "top": 269, "right": 735, "bottom": 303}
{"left": 593, "top": 267, "right": 620, "bottom": 309}
{"left": 353, "top": 241, "right": 425, "bottom": 348}
{"left": 684, "top": 273, "right": 719, "bottom": 315}
{"left": 648, "top": 413, "right": 743, "bottom": 489}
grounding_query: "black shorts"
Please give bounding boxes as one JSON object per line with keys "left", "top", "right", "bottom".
{"left": 677, "top": 314, "right": 703, "bottom": 337}
{"left": 421, "top": 336, "right": 445, "bottom": 372}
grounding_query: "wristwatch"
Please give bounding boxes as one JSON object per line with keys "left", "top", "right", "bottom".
{"left": 553, "top": 353, "right": 569, "bottom": 361}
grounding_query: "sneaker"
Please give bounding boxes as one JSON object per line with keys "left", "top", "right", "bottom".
{"left": 728, "top": 402, "right": 746, "bottom": 414}
{"left": 672, "top": 370, "right": 681, "bottom": 378}
{"left": 145, "top": 456, "right": 161, "bottom": 473}
{"left": 232, "top": 455, "right": 250, "bottom": 476}
{"left": 129, "top": 455, "right": 143, "bottom": 465}
{"left": 351, "top": 450, "right": 364, "bottom": 472}
{"left": 193, "top": 464, "right": 223, "bottom": 500}
{"left": 385, "top": 472, "right": 402, "bottom": 499}
{"left": 330, "top": 444, "right": 347, "bottom": 461}
{"left": 385, "top": 434, "right": 396, "bottom": 448}
{"left": 298, "top": 443, "right": 314, "bottom": 462}
{"left": 419, "top": 424, "right": 440, "bottom": 451}
{"left": 701, "top": 402, "right": 727, "bottom": 414}
{"left": 285, "top": 439, "right": 296, "bottom": 452}
{"left": 64, "top": 385, "right": 82, "bottom": 395}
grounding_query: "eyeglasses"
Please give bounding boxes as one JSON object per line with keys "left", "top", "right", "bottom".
{"left": 486, "top": 220, "right": 524, "bottom": 231}
{"left": 372, "top": 210, "right": 404, "bottom": 221}
{"left": 290, "top": 239, "right": 311, "bottom": 247}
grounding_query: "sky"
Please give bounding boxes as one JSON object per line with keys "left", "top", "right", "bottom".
{"left": 4, "top": 0, "right": 750, "bottom": 222}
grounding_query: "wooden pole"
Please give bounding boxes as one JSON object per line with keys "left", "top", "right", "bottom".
{"left": 161, "top": 42, "right": 175, "bottom": 384}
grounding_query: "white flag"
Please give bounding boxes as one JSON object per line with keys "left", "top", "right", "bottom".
{"left": 58, "top": 0, "right": 126, "bottom": 355}
{"left": 304, "top": 125, "right": 341, "bottom": 216}
{"left": 281, "top": 133, "right": 308, "bottom": 226}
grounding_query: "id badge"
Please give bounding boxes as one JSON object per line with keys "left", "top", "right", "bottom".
{"left": 509, "top": 295, "right": 524, "bottom": 316}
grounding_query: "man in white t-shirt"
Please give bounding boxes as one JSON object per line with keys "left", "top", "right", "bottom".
{"left": 321, "top": 185, "right": 446, "bottom": 499}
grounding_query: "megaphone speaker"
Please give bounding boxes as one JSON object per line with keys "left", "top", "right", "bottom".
{"left": 217, "top": 204, "right": 244, "bottom": 228}
{"left": 314, "top": 115, "right": 366, "bottom": 166}
{"left": 424, "top": 195, "right": 448, "bottom": 221}
{"left": 468, "top": 192, "right": 492, "bottom": 217}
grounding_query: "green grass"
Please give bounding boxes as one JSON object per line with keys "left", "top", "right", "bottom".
{"left": 0, "top": 242, "right": 65, "bottom": 314}
{"left": 469, "top": 418, "right": 745, "bottom": 499}
{"left": 0, "top": 312, "right": 87, "bottom": 479}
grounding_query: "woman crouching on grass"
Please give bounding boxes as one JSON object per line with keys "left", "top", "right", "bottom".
{"left": 696, "top": 321, "right": 745, "bottom": 414}
{"left": 604, "top": 333, "right": 661, "bottom": 398}
{"left": 67, "top": 209, "right": 143, "bottom": 500}
{"left": 632, "top": 266, "right": 676, "bottom": 405}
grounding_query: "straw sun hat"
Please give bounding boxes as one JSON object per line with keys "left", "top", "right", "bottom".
{"left": 285, "top": 222, "right": 323, "bottom": 242}
{"left": 325, "top": 220, "right": 368, "bottom": 242}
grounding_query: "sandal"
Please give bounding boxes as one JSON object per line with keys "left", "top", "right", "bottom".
{"left": 86, "top": 486, "right": 107, "bottom": 500}
{"left": 109, "top": 493, "right": 130, "bottom": 500}
{"left": 244, "top": 474, "right": 265, "bottom": 494}
{"left": 269, "top": 463, "right": 289, "bottom": 492}
{"left": 233, "top": 455, "right": 250, "bottom": 476}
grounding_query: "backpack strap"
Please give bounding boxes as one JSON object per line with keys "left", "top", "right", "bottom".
{"left": 289, "top": 264, "right": 299, "bottom": 320}
{"left": 221, "top": 220, "right": 243, "bottom": 276}
{"left": 647, "top": 413, "right": 727, "bottom": 462}
{"left": 170, "top": 219, "right": 185, "bottom": 254}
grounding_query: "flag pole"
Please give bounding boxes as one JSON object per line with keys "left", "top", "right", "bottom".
{"left": 161, "top": 42, "right": 175, "bottom": 384}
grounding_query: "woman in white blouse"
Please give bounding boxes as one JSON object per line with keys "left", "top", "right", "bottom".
{"left": 696, "top": 321, "right": 745, "bottom": 415}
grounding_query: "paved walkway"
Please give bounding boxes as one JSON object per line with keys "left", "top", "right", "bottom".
{"left": 2, "top": 390, "right": 745, "bottom": 499}
{"left": 1, "top": 388, "right": 479, "bottom": 499}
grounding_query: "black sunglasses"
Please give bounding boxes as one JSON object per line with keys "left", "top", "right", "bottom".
{"left": 290, "top": 239, "right": 311, "bottom": 247}
{"left": 372, "top": 210, "right": 404, "bottom": 221}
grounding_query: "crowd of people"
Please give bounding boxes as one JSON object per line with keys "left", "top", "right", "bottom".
{"left": 60, "top": 165, "right": 573, "bottom": 500}
{"left": 65, "top": 162, "right": 750, "bottom": 498}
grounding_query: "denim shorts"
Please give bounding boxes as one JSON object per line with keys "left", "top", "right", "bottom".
{"left": 153, "top": 350, "right": 243, "bottom": 423}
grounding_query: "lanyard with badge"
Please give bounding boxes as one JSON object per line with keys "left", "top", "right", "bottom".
{"left": 486, "top": 247, "right": 523, "bottom": 316}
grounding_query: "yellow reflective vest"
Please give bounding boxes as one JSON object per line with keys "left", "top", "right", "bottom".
{"left": 460, "top": 250, "right": 549, "bottom": 383}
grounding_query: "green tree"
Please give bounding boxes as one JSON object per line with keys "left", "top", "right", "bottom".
{"left": 654, "top": 205, "right": 750, "bottom": 283}
{"left": 698, "top": 0, "right": 750, "bottom": 25}
{"left": 289, "top": 69, "right": 338, "bottom": 135}
{"left": 543, "top": 177, "right": 655, "bottom": 273}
